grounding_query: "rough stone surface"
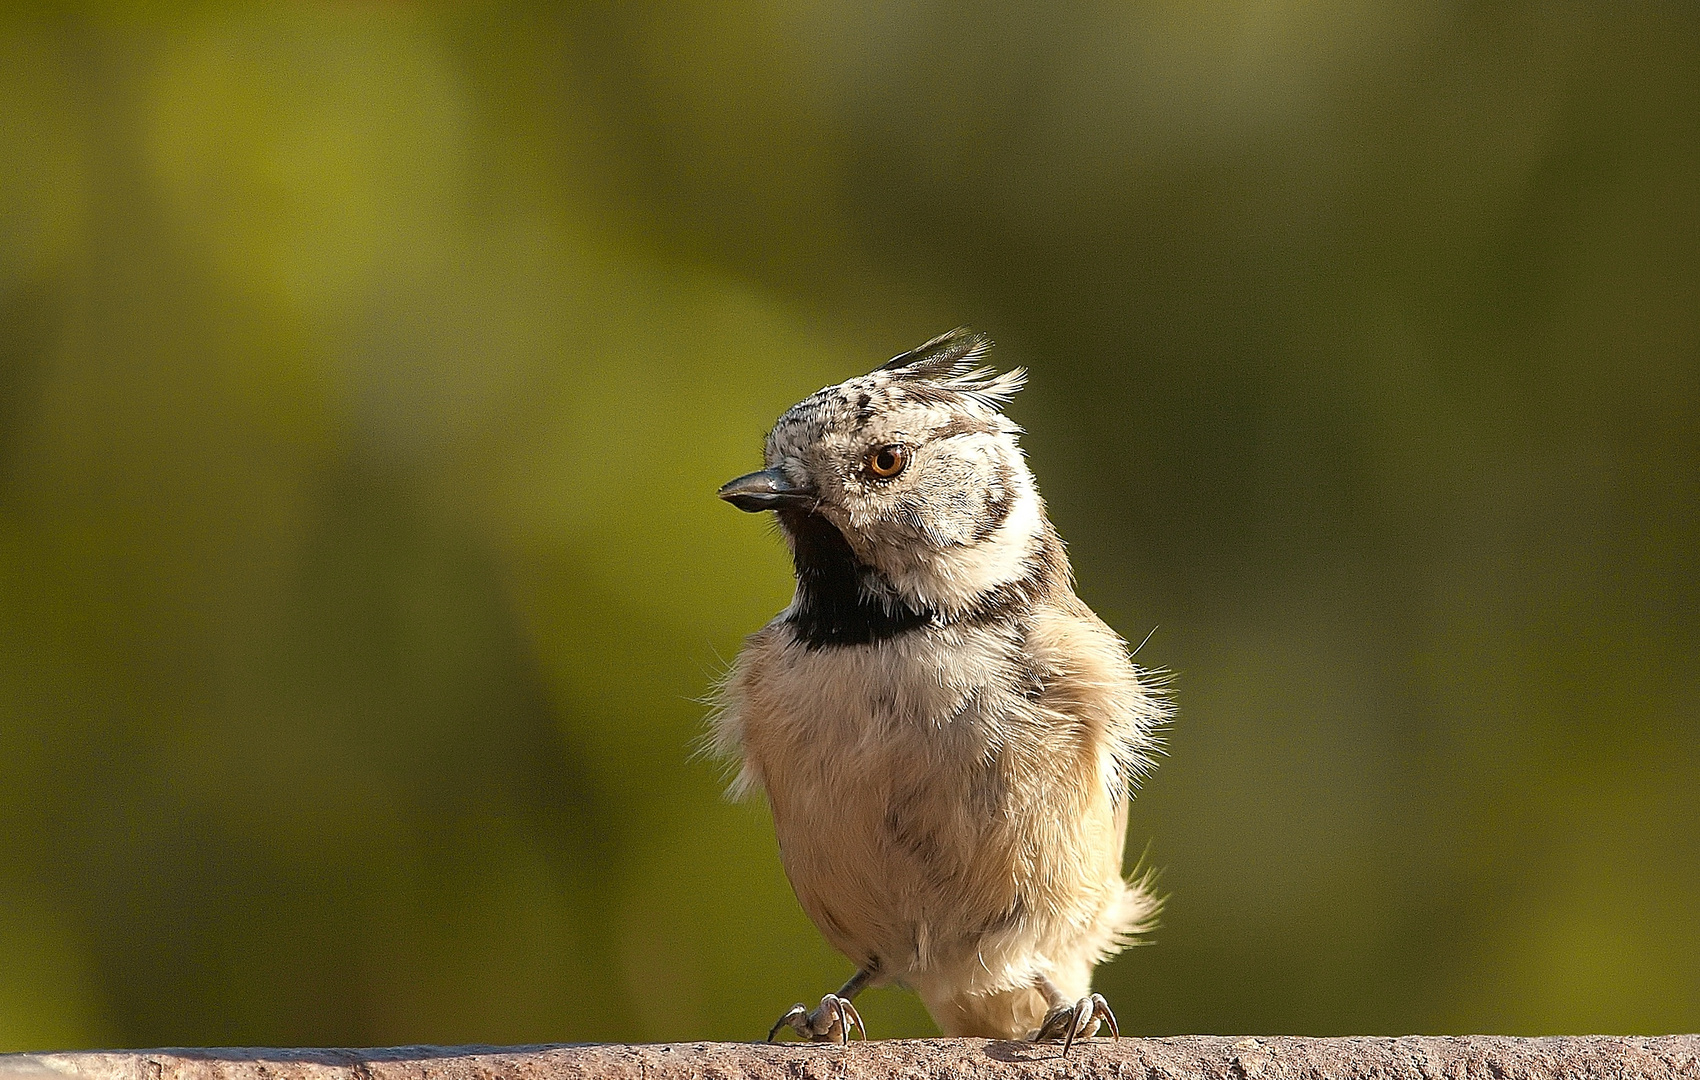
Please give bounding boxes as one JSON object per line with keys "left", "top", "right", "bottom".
{"left": 5, "top": 1037, "right": 1698, "bottom": 1080}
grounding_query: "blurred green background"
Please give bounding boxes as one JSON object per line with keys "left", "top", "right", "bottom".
{"left": 1, "top": 0, "right": 1697, "bottom": 1051}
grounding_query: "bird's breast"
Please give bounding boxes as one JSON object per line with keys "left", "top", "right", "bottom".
{"left": 737, "top": 624, "right": 1032, "bottom": 974}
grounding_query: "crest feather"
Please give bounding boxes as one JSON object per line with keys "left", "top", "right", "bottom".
{"left": 878, "top": 327, "right": 1026, "bottom": 408}
{"left": 880, "top": 327, "right": 992, "bottom": 378}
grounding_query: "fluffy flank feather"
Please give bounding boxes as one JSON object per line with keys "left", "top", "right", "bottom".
{"left": 1103, "top": 856, "right": 1164, "bottom": 955}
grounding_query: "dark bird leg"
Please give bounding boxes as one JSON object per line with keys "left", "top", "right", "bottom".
{"left": 767, "top": 968, "right": 873, "bottom": 1044}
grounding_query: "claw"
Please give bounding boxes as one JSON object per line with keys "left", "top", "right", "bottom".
{"left": 1093, "top": 993, "right": 1119, "bottom": 1040}
{"left": 1062, "top": 996, "right": 1091, "bottom": 1055}
{"left": 837, "top": 996, "right": 867, "bottom": 1043}
{"left": 768, "top": 1004, "right": 808, "bottom": 1043}
{"left": 767, "top": 993, "right": 865, "bottom": 1044}
{"left": 1034, "top": 992, "right": 1119, "bottom": 1055}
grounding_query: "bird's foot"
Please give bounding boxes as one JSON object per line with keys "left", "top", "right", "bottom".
{"left": 767, "top": 993, "right": 866, "bottom": 1044}
{"left": 1034, "top": 992, "right": 1118, "bottom": 1055}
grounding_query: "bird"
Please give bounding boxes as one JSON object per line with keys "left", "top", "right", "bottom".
{"left": 710, "top": 328, "right": 1167, "bottom": 1051}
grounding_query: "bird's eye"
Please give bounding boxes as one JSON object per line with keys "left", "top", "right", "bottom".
{"left": 866, "top": 445, "right": 908, "bottom": 479}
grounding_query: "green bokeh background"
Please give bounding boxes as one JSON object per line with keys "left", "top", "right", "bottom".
{"left": 1, "top": 1, "right": 1696, "bottom": 1051}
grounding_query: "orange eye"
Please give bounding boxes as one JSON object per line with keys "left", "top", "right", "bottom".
{"left": 866, "top": 445, "right": 907, "bottom": 479}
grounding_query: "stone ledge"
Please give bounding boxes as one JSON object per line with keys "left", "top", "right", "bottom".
{"left": 5, "top": 1036, "right": 1698, "bottom": 1080}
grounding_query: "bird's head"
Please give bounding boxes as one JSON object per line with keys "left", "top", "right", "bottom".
{"left": 720, "top": 328, "right": 1056, "bottom": 622}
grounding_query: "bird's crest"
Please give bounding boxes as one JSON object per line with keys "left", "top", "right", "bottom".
{"left": 879, "top": 327, "right": 1027, "bottom": 408}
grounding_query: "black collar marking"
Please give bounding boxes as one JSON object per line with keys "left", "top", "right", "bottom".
{"left": 779, "top": 510, "right": 935, "bottom": 649}
{"left": 777, "top": 511, "right": 1060, "bottom": 650}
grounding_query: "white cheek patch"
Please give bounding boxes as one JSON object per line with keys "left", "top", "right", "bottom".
{"left": 884, "top": 475, "right": 1045, "bottom": 615}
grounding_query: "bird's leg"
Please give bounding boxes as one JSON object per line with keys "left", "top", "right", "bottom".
{"left": 767, "top": 968, "right": 872, "bottom": 1044}
{"left": 1032, "top": 975, "right": 1118, "bottom": 1055}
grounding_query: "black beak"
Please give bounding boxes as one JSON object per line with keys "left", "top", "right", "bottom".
{"left": 718, "top": 469, "right": 817, "bottom": 513}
